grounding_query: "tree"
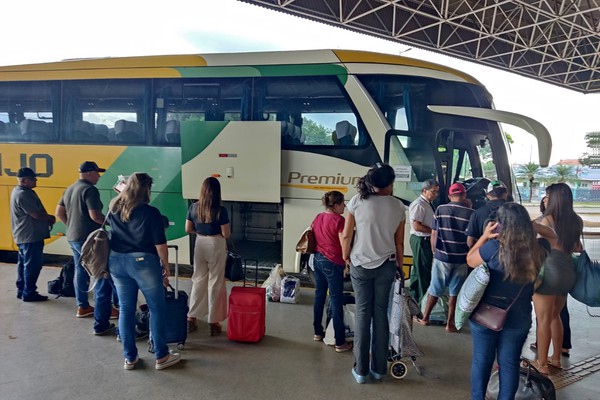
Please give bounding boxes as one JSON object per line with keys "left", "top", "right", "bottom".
{"left": 579, "top": 131, "right": 600, "bottom": 168}
{"left": 551, "top": 165, "right": 577, "bottom": 183}
{"left": 302, "top": 118, "right": 332, "bottom": 145}
{"left": 514, "top": 162, "right": 541, "bottom": 201}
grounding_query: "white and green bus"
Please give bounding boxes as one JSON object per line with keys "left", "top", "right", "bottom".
{"left": 0, "top": 49, "right": 551, "bottom": 271}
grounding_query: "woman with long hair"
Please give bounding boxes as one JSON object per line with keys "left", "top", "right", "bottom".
{"left": 341, "top": 163, "right": 405, "bottom": 383}
{"left": 185, "top": 177, "right": 231, "bottom": 336}
{"left": 467, "top": 203, "right": 545, "bottom": 399}
{"left": 108, "top": 172, "right": 181, "bottom": 370}
{"left": 311, "top": 190, "right": 352, "bottom": 352}
{"left": 533, "top": 183, "right": 582, "bottom": 374}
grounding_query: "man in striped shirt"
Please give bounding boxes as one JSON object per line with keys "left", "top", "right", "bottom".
{"left": 415, "top": 182, "right": 473, "bottom": 332}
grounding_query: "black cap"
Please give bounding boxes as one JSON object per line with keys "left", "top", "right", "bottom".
{"left": 79, "top": 161, "right": 106, "bottom": 173}
{"left": 17, "top": 167, "right": 39, "bottom": 178}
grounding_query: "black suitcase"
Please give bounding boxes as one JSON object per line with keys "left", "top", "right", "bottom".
{"left": 148, "top": 245, "right": 188, "bottom": 352}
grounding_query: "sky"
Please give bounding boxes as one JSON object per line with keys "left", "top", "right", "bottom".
{"left": 2, "top": 0, "right": 599, "bottom": 165}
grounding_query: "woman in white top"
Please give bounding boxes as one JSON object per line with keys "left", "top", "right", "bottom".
{"left": 342, "top": 163, "right": 405, "bottom": 384}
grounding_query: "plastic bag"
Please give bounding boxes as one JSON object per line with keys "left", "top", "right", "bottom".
{"left": 324, "top": 304, "right": 356, "bottom": 345}
{"left": 280, "top": 275, "right": 301, "bottom": 304}
{"left": 262, "top": 264, "right": 284, "bottom": 302}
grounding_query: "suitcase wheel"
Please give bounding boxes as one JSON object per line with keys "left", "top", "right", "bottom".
{"left": 390, "top": 360, "right": 408, "bottom": 379}
{"left": 177, "top": 343, "right": 185, "bottom": 350}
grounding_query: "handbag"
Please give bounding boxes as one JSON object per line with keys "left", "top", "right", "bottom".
{"left": 225, "top": 251, "right": 245, "bottom": 282}
{"left": 570, "top": 249, "right": 600, "bottom": 307}
{"left": 295, "top": 229, "right": 315, "bottom": 254}
{"left": 470, "top": 286, "right": 524, "bottom": 332}
{"left": 485, "top": 358, "right": 556, "bottom": 400}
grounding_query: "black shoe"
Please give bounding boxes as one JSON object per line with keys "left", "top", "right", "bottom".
{"left": 94, "top": 323, "right": 116, "bottom": 336}
{"left": 16, "top": 291, "right": 22, "bottom": 299}
{"left": 22, "top": 293, "right": 48, "bottom": 302}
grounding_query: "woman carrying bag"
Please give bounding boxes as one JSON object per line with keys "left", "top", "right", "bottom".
{"left": 466, "top": 203, "right": 546, "bottom": 399}
{"left": 311, "top": 190, "right": 352, "bottom": 352}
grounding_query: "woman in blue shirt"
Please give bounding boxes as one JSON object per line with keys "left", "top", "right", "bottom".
{"left": 467, "top": 203, "right": 545, "bottom": 399}
{"left": 185, "top": 177, "right": 231, "bottom": 336}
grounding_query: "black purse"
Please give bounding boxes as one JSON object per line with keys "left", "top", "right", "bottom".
{"left": 225, "top": 251, "right": 245, "bottom": 282}
{"left": 485, "top": 358, "right": 556, "bottom": 400}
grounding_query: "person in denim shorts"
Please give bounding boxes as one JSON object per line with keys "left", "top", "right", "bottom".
{"left": 416, "top": 182, "right": 473, "bottom": 332}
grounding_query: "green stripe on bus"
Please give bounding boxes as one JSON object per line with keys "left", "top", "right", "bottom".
{"left": 180, "top": 121, "right": 229, "bottom": 165}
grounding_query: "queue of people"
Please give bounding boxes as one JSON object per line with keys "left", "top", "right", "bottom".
{"left": 9, "top": 160, "right": 585, "bottom": 389}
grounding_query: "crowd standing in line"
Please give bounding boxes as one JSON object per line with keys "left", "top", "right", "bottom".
{"left": 10, "top": 167, "right": 56, "bottom": 302}
{"left": 185, "top": 176, "right": 230, "bottom": 336}
{"left": 310, "top": 190, "right": 352, "bottom": 352}
{"left": 107, "top": 172, "right": 181, "bottom": 370}
{"left": 408, "top": 179, "right": 438, "bottom": 303}
{"left": 56, "top": 161, "right": 118, "bottom": 335}
{"left": 416, "top": 182, "right": 473, "bottom": 333}
{"left": 341, "top": 163, "right": 405, "bottom": 384}
{"left": 532, "top": 182, "right": 582, "bottom": 374}
{"left": 467, "top": 203, "right": 546, "bottom": 399}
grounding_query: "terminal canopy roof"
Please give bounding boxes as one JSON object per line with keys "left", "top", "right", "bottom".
{"left": 239, "top": 0, "right": 600, "bottom": 94}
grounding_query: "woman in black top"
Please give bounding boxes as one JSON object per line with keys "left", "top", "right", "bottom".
{"left": 185, "top": 177, "right": 231, "bottom": 335}
{"left": 108, "top": 172, "right": 181, "bottom": 370}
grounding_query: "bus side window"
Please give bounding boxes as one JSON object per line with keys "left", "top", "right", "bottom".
{"left": 114, "top": 120, "right": 143, "bottom": 143}
{"left": 20, "top": 119, "right": 51, "bottom": 142}
{"left": 165, "top": 120, "right": 180, "bottom": 144}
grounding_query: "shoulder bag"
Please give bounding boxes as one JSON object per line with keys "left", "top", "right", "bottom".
{"left": 569, "top": 234, "right": 600, "bottom": 307}
{"left": 295, "top": 228, "right": 315, "bottom": 254}
{"left": 80, "top": 213, "right": 111, "bottom": 290}
{"left": 470, "top": 285, "right": 524, "bottom": 332}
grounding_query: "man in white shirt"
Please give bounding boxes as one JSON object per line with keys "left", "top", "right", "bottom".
{"left": 408, "top": 179, "right": 439, "bottom": 302}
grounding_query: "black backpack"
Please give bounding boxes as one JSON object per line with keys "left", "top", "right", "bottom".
{"left": 47, "top": 260, "right": 76, "bottom": 298}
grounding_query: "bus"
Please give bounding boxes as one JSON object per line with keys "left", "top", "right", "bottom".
{"left": 0, "top": 49, "right": 551, "bottom": 271}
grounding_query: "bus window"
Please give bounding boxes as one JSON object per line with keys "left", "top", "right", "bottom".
{"left": 63, "top": 79, "right": 149, "bottom": 144}
{"left": 153, "top": 78, "right": 245, "bottom": 145}
{"left": 258, "top": 76, "right": 361, "bottom": 147}
{"left": 0, "top": 81, "right": 58, "bottom": 143}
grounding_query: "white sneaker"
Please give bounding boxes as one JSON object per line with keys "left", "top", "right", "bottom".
{"left": 155, "top": 351, "right": 181, "bottom": 370}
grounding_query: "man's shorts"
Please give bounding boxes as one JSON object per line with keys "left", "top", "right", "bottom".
{"left": 427, "top": 259, "right": 468, "bottom": 297}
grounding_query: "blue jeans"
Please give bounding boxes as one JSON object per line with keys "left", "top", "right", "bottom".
{"left": 16, "top": 241, "right": 44, "bottom": 298}
{"left": 109, "top": 251, "right": 168, "bottom": 360}
{"left": 69, "top": 241, "right": 116, "bottom": 332}
{"left": 350, "top": 260, "right": 396, "bottom": 376}
{"left": 313, "top": 253, "right": 345, "bottom": 346}
{"left": 470, "top": 317, "right": 531, "bottom": 400}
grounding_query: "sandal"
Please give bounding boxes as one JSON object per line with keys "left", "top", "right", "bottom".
{"left": 530, "top": 360, "right": 549, "bottom": 375}
{"left": 414, "top": 317, "right": 429, "bottom": 326}
{"left": 547, "top": 358, "right": 562, "bottom": 369}
{"left": 209, "top": 322, "right": 222, "bottom": 336}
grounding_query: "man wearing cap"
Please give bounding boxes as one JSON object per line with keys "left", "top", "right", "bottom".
{"left": 408, "top": 179, "right": 439, "bottom": 302}
{"left": 416, "top": 182, "right": 473, "bottom": 332}
{"left": 56, "top": 161, "right": 116, "bottom": 335}
{"left": 10, "top": 167, "right": 56, "bottom": 302}
{"left": 466, "top": 180, "right": 508, "bottom": 248}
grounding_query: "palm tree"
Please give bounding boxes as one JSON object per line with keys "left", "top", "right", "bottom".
{"left": 552, "top": 165, "right": 577, "bottom": 183}
{"left": 514, "top": 162, "right": 541, "bottom": 201}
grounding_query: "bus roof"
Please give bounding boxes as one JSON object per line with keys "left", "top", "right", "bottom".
{"left": 0, "top": 49, "right": 482, "bottom": 85}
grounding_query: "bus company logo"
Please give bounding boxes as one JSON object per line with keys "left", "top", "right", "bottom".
{"left": 0, "top": 153, "right": 53, "bottom": 177}
{"left": 286, "top": 171, "right": 361, "bottom": 188}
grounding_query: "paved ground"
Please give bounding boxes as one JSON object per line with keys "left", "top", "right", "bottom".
{"left": 1, "top": 263, "right": 600, "bottom": 400}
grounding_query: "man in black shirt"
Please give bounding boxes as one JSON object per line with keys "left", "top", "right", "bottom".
{"left": 466, "top": 181, "right": 508, "bottom": 248}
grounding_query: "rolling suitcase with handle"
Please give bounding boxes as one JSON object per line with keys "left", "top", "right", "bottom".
{"left": 227, "top": 259, "right": 266, "bottom": 343}
{"left": 149, "top": 245, "right": 188, "bottom": 352}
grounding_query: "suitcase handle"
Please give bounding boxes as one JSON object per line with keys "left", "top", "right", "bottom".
{"left": 243, "top": 259, "right": 259, "bottom": 287}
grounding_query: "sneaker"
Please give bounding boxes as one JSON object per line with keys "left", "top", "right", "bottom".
{"left": 313, "top": 334, "right": 324, "bottom": 342}
{"left": 335, "top": 342, "right": 353, "bottom": 353}
{"left": 76, "top": 306, "right": 95, "bottom": 318}
{"left": 94, "top": 323, "right": 116, "bottom": 336}
{"left": 22, "top": 293, "right": 48, "bottom": 302}
{"left": 16, "top": 291, "right": 22, "bottom": 299}
{"left": 124, "top": 356, "right": 140, "bottom": 370}
{"left": 352, "top": 368, "right": 367, "bottom": 384}
{"left": 110, "top": 307, "right": 119, "bottom": 320}
{"left": 369, "top": 369, "right": 384, "bottom": 381}
{"left": 116, "top": 329, "right": 149, "bottom": 342}
{"left": 155, "top": 351, "right": 181, "bottom": 370}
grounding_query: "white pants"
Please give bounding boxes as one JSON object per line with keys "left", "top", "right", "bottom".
{"left": 188, "top": 235, "right": 228, "bottom": 323}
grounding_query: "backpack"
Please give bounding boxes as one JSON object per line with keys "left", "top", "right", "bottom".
{"left": 80, "top": 226, "right": 110, "bottom": 289}
{"left": 47, "top": 260, "right": 76, "bottom": 297}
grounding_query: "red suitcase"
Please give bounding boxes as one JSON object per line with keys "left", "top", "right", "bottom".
{"left": 227, "top": 260, "right": 266, "bottom": 343}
